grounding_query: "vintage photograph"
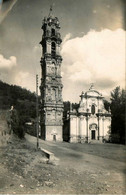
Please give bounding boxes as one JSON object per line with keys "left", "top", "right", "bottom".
{"left": 0, "top": 0, "right": 125, "bottom": 194}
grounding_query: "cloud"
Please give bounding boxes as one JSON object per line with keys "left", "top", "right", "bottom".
{"left": 0, "top": 54, "right": 17, "bottom": 71}
{"left": 62, "top": 33, "right": 72, "bottom": 44}
{"left": 61, "top": 28, "right": 125, "bottom": 101}
{"left": 14, "top": 71, "right": 36, "bottom": 92}
{"left": 0, "top": 55, "right": 36, "bottom": 92}
{"left": 1, "top": 69, "right": 37, "bottom": 93}
{"left": 93, "top": 10, "right": 97, "bottom": 14}
{"left": 33, "top": 45, "right": 41, "bottom": 53}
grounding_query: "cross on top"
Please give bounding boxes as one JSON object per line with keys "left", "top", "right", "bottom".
{"left": 48, "top": 4, "right": 55, "bottom": 17}
{"left": 89, "top": 83, "right": 95, "bottom": 90}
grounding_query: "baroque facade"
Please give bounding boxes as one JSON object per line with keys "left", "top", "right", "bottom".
{"left": 64, "top": 84, "right": 111, "bottom": 143}
{"left": 40, "top": 8, "right": 64, "bottom": 141}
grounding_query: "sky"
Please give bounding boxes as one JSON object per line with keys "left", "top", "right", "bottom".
{"left": 0, "top": 0, "right": 125, "bottom": 102}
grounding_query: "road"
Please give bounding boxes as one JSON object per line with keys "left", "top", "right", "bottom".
{"left": 0, "top": 133, "right": 125, "bottom": 194}
{"left": 25, "top": 133, "right": 126, "bottom": 176}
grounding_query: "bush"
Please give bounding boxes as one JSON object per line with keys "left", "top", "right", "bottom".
{"left": 111, "top": 133, "right": 120, "bottom": 143}
{"left": 8, "top": 108, "right": 25, "bottom": 139}
{"left": 16, "top": 125, "right": 25, "bottom": 139}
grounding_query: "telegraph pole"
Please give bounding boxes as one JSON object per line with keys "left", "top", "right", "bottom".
{"left": 36, "top": 74, "right": 39, "bottom": 149}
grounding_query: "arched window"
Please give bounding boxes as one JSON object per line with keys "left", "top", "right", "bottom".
{"left": 51, "top": 28, "right": 55, "bottom": 36}
{"left": 43, "top": 41, "right": 46, "bottom": 54}
{"left": 51, "top": 42, "right": 56, "bottom": 57}
{"left": 91, "top": 105, "right": 95, "bottom": 115}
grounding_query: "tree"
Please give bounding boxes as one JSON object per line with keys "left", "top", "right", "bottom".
{"left": 104, "top": 99, "right": 110, "bottom": 112}
{"left": 110, "top": 86, "right": 126, "bottom": 144}
{"left": 63, "top": 101, "right": 70, "bottom": 120}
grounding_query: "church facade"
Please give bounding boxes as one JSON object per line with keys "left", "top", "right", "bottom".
{"left": 40, "top": 8, "right": 64, "bottom": 141}
{"left": 64, "top": 84, "right": 111, "bottom": 143}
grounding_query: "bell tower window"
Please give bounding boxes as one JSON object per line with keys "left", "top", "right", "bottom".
{"left": 91, "top": 105, "right": 95, "bottom": 115}
{"left": 43, "top": 41, "right": 46, "bottom": 54}
{"left": 51, "top": 42, "right": 56, "bottom": 57}
{"left": 51, "top": 28, "right": 55, "bottom": 36}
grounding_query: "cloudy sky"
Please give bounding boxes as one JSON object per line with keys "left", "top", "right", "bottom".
{"left": 0, "top": 0, "right": 125, "bottom": 102}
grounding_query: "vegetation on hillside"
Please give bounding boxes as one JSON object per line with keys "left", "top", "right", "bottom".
{"left": 0, "top": 80, "right": 36, "bottom": 109}
{"left": 0, "top": 80, "right": 36, "bottom": 138}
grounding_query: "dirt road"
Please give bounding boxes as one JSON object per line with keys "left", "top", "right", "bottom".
{"left": 0, "top": 134, "right": 126, "bottom": 194}
{"left": 26, "top": 134, "right": 126, "bottom": 173}
{"left": 26, "top": 134, "right": 126, "bottom": 194}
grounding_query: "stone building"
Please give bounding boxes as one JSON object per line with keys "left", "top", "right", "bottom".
{"left": 64, "top": 84, "right": 111, "bottom": 143}
{"left": 40, "top": 8, "right": 64, "bottom": 141}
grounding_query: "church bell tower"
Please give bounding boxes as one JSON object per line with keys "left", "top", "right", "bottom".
{"left": 40, "top": 7, "right": 64, "bottom": 141}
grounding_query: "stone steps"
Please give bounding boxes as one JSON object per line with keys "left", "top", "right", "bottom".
{"left": 89, "top": 140, "right": 103, "bottom": 144}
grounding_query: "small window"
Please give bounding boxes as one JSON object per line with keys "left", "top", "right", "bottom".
{"left": 91, "top": 105, "right": 95, "bottom": 115}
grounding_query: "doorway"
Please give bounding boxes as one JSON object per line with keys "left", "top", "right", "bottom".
{"left": 53, "top": 135, "right": 56, "bottom": 141}
{"left": 91, "top": 130, "right": 95, "bottom": 140}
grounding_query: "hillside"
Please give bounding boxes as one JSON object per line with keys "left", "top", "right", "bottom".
{"left": 0, "top": 80, "right": 36, "bottom": 121}
{"left": 0, "top": 80, "right": 36, "bottom": 109}
{"left": 0, "top": 80, "right": 37, "bottom": 138}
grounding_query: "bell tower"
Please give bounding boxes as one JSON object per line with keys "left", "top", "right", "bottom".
{"left": 40, "top": 7, "right": 64, "bottom": 141}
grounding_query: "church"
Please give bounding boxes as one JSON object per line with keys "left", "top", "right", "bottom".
{"left": 63, "top": 84, "right": 111, "bottom": 143}
{"left": 39, "top": 8, "right": 111, "bottom": 143}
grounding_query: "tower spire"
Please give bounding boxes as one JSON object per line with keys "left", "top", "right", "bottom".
{"left": 48, "top": 4, "right": 54, "bottom": 17}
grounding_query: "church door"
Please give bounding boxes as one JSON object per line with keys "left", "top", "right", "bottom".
{"left": 91, "top": 130, "right": 95, "bottom": 140}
